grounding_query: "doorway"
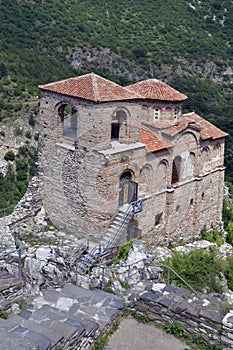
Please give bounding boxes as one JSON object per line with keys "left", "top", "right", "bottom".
{"left": 119, "top": 171, "right": 138, "bottom": 207}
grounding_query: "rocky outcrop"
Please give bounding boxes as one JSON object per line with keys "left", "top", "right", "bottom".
{"left": 67, "top": 46, "right": 233, "bottom": 84}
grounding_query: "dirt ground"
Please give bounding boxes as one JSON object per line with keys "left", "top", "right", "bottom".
{"left": 105, "top": 316, "right": 190, "bottom": 350}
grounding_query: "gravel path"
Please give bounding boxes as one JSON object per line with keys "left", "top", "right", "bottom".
{"left": 105, "top": 317, "right": 190, "bottom": 350}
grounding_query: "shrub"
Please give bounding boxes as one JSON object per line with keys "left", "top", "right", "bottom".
{"left": 0, "top": 311, "right": 8, "bottom": 319}
{"left": 222, "top": 200, "right": 233, "bottom": 228}
{"left": 200, "top": 226, "right": 224, "bottom": 246}
{"left": 4, "top": 150, "right": 15, "bottom": 161}
{"left": 223, "top": 255, "right": 233, "bottom": 290}
{"left": 226, "top": 222, "right": 233, "bottom": 245}
{"left": 29, "top": 115, "right": 35, "bottom": 127}
{"left": 25, "top": 130, "right": 32, "bottom": 139}
{"left": 164, "top": 249, "right": 222, "bottom": 292}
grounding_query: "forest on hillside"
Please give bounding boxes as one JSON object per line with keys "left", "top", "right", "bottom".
{"left": 0, "top": 0, "right": 232, "bottom": 184}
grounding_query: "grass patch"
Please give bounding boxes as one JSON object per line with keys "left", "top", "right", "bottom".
{"left": 0, "top": 310, "right": 8, "bottom": 319}
{"left": 122, "top": 307, "right": 149, "bottom": 324}
{"left": 14, "top": 232, "right": 60, "bottom": 247}
{"left": 17, "top": 299, "right": 28, "bottom": 311}
{"left": 163, "top": 321, "right": 222, "bottom": 350}
{"left": 91, "top": 320, "right": 119, "bottom": 350}
{"left": 113, "top": 239, "right": 137, "bottom": 265}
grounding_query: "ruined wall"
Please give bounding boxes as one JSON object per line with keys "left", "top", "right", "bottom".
{"left": 133, "top": 285, "right": 233, "bottom": 348}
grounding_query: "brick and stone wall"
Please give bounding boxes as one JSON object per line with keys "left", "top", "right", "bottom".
{"left": 38, "top": 89, "right": 226, "bottom": 245}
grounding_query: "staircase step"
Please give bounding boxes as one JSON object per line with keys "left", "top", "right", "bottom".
{"left": 35, "top": 284, "right": 124, "bottom": 330}
{"left": 0, "top": 317, "right": 51, "bottom": 350}
{"left": 10, "top": 307, "right": 85, "bottom": 349}
{"left": 0, "top": 329, "right": 46, "bottom": 350}
{"left": 0, "top": 283, "right": 124, "bottom": 349}
{"left": 26, "top": 303, "right": 98, "bottom": 338}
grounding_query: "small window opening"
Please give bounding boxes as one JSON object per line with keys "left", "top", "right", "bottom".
{"left": 155, "top": 212, "right": 162, "bottom": 226}
{"left": 111, "top": 109, "right": 127, "bottom": 141}
{"left": 154, "top": 108, "right": 160, "bottom": 120}
{"left": 176, "top": 205, "right": 180, "bottom": 212}
{"left": 171, "top": 156, "right": 181, "bottom": 185}
{"left": 202, "top": 192, "right": 205, "bottom": 200}
{"left": 190, "top": 198, "right": 193, "bottom": 205}
{"left": 174, "top": 107, "right": 180, "bottom": 119}
{"left": 58, "top": 104, "right": 78, "bottom": 140}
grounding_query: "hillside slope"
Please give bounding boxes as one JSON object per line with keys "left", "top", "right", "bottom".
{"left": 0, "top": 0, "right": 232, "bottom": 177}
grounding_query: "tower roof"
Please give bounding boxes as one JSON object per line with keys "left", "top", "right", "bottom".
{"left": 127, "top": 79, "right": 187, "bottom": 101}
{"left": 39, "top": 72, "right": 141, "bottom": 102}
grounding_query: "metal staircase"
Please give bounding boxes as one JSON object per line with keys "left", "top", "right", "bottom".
{"left": 76, "top": 198, "right": 144, "bottom": 274}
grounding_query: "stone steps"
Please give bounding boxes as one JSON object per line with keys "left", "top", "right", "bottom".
{"left": 0, "top": 283, "right": 124, "bottom": 350}
{"left": 101, "top": 211, "right": 125, "bottom": 245}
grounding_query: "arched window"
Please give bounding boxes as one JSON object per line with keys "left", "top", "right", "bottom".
{"left": 171, "top": 156, "right": 182, "bottom": 184}
{"left": 111, "top": 109, "right": 128, "bottom": 141}
{"left": 58, "top": 103, "right": 78, "bottom": 140}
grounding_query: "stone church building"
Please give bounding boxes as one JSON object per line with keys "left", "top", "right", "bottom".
{"left": 38, "top": 73, "right": 227, "bottom": 245}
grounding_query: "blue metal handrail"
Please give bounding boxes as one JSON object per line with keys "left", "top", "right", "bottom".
{"left": 104, "top": 197, "right": 144, "bottom": 251}
{"left": 99, "top": 258, "right": 196, "bottom": 293}
{"left": 76, "top": 197, "right": 144, "bottom": 274}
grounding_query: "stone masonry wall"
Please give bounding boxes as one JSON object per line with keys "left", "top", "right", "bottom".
{"left": 38, "top": 90, "right": 226, "bottom": 245}
{"left": 133, "top": 285, "right": 233, "bottom": 349}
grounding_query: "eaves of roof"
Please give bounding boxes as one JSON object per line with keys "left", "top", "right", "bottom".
{"left": 39, "top": 72, "right": 143, "bottom": 102}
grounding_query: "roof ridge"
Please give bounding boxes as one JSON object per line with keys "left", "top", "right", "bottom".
{"left": 91, "top": 73, "right": 100, "bottom": 102}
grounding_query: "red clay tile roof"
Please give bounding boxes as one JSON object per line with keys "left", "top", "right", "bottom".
{"left": 143, "top": 113, "right": 227, "bottom": 143}
{"left": 140, "top": 126, "right": 174, "bottom": 153}
{"left": 183, "top": 112, "right": 228, "bottom": 140}
{"left": 127, "top": 79, "right": 187, "bottom": 101}
{"left": 39, "top": 73, "right": 142, "bottom": 102}
{"left": 162, "top": 121, "right": 201, "bottom": 137}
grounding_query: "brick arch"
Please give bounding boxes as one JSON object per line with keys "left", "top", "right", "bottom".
{"left": 188, "top": 152, "right": 196, "bottom": 178}
{"left": 171, "top": 156, "right": 182, "bottom": 185}
{"left": 119, "top": 169, "right": 137, "bottom": 206}
{"left": 213, "top": 142, "right": 221, "bottom": 157}
{"left": 139, "top": 164, "right": 153, "bottom": 195}
{"left": 56, "top": 101, "right": 79, "bottom": 140}
{"left": 201, "top": 146, "right": 210, "bottom": 173}
{"left": 157, "top": 159, "right": 168, "bottom": 191}
{"left": 111, "top": 107, "right": 131, "bottom": 141}
{"left": 177, "top": 131, "right": 198, "bottom": 152}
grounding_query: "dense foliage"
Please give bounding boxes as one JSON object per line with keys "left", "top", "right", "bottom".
{"left": 0, "top": 145, "right": 37, "bottom": 216}
{"left": 0, "top": 0, "right": 232, "bottom": 180}
{"left": 165, "top": 249, "right": 223, "bottom": 292}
